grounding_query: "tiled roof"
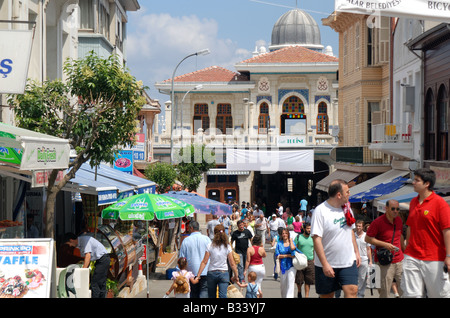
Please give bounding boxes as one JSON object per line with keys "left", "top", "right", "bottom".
{"left": 238, "top": 45, "right": 339, "bottom": 64}
{"left": 163, "top": 66, "right": 248, "bottom": 83}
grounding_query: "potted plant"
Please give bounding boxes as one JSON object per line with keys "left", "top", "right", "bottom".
{"left": 106, "top": 278, "right": 119, "bottom": 298}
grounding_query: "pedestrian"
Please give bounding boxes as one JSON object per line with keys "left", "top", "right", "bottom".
{"left": 165, "top": 257, "right": 199, "bottom": 298}
{"left": 271, "top": 227, "right": 284, "bottom": 280}
{"left": 73, "top": 232, "right": 111, "bottom": 298}
{"left": 229, "top": 213, "right": 238, "bottom": 236}
{"left": 311, "top": 179, "right": 361, "bottom": 298}
{"left": 254, "top": 213, "right": 268, "bottom": 246}
{"left": 294, "top": 222, "right": 315, "bottom": 298}
{"left": 240, "top": 203, "right": 248, "bottom": 220}
{"left": 365, "top": 199, "right": 404, "bottom": 298}
{"left": 300, "top": 197, "right": 308, "bottom": 213}
{"left": 293, "top": 215, "right": 303, "bottom": 234}
{"left": 275, "top": 228, "right": 297, "bottom": 298}
{"left": 286, "top": 208, "right": 294, "bottom": 226}
{"left": 196, "top": 224, "right": 239, "bottom": 298}
{"left": 219, "top": 214, "right": 230, "bottom": 235}
{"left": 179, "top": 220, "right": 211, "bottom": 298}
{"left": 401, "top": 168, "right": 450, "bottom": 298}
{"left": 355, "top": 219, "right": 372, "bottom": 298}
{"left": 231, "top": 220, "right": 253, "bottom": 282}
{"left": 269, "top": 213, "right": 285, "bottom": 242}
{"left": 206, "top": 215, "right": 220, "bottom": 240}
{"left": 244, "top": 234, "right": 266, "bottom": 293}
{"left": 277, "top": 202, "right": 284, "bottom": 217}
{"left": 236, "top": 271, "right": 262, "bottom": 298}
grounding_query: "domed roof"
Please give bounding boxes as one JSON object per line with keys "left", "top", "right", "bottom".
{"left": 270, "top": 9, "right": 323, "bottom": 51}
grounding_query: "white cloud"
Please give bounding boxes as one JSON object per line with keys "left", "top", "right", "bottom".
{"left": 126, "top": 12, "right": 253, "bottom": 93}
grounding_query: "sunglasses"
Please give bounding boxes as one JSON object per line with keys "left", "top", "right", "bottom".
{"left": 390, "top": 207, "right": 400, "bottom": 211}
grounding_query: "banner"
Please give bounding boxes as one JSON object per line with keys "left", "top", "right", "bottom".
{"left": 0, "top": 239, "right": 54, "bottom": 298}
{"left": 335, "top": 0, "right": 450, "bottom": 22}
{"left": 0, "top": 30, "right": 33, "bottom": 94}
{"left": 226, "top": 149, "right": 314, "bottom": 173}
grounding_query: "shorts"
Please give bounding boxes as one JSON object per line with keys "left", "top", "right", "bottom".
{"left": 315, "top": 261, "right": 358, "bottom": 295}
{"left": 295, "top": 259, "right": 315, "bottom": 285}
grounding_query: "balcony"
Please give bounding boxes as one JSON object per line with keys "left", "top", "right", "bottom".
{"left": 369, "top": 123, "right": 414, "bottom": 159}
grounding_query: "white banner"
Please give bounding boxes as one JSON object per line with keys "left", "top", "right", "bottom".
{"left": 0, "top": 30, "right": 33, "bottom": 94}
{"left": 335, "top": 0, "right": 450, "bottom": 22}
{"left": 226, "top": 149, "right": 314, "bottom": 173}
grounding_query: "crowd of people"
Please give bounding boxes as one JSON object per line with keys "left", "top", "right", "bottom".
{"left": 170, "top": 168, "right": 450, "bottom": 299}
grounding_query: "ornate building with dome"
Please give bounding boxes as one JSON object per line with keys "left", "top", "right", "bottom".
{"left": 152, "top": 8, "right": 339, "bottom": 213}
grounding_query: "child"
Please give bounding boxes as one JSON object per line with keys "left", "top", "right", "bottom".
{"left": 165, "top": 257, "right": 198, "bottom": 298}
{"left": 236, "top": 271, "right": 262, "bottom": 298}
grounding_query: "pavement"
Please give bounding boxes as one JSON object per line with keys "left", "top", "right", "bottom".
{"left": 134, "top": 243, "right": 383, "bottom": 299}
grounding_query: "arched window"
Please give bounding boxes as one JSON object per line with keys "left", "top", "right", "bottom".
{"left": 193, "top": 103, "right": 209, "bottom": 134}
{"left": 216, "top": 103, "right": 232, "bottom": 135}
{"left": 437, "top": 85, "right": 448, "bottom": 161}
{"left": 425, "top": 89, "right": 435, "bottom": 160}
{"left": 317, "top": 102, "right": 329, "bottom": 134}
{"left": 258, "top": 102, "right": 270, "bottom": 134}
{"left": 281, "top": 96, "right": 306, "bottom": 135}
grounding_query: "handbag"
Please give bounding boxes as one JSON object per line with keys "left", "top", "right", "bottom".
{"left": 292, "top": 248, "right": 308, "bottom": 270}
{"left": 275, "top": 258, "right": 281, "bottom": 275}
{"left": 376, "top": 224, "right": 396, "bottom": 266}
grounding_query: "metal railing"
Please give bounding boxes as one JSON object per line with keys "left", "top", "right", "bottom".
{"left": 372, "top": 123, "right": 413, "bottom": 144}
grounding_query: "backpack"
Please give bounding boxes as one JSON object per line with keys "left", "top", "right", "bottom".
{"left": 173, "top": 271, "right": 189, "bottom": 294}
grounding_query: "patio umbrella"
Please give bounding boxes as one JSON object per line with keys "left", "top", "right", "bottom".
{"left": 101, "top": 193, "right": 194, "bottom": 220}
{"left": 162, "top": 190, "right": 232, "bottom": 216}
{"left": 101, "top": 193, "right": 194, "bottom": 298}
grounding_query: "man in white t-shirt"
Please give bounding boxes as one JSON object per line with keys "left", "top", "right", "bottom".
{"left": 311, "top": 179, "right": 361, "bottom": 298}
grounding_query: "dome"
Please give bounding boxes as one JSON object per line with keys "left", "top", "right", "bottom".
{"left": 270, "top": 9, "right": 323, "bottom": 51}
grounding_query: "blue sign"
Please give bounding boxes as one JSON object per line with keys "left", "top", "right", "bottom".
{"left": 114, "top": 150, "right": 133, "bottom": 175}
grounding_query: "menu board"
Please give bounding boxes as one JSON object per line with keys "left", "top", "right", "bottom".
{"left": 0, "top": 239, "right": 54, "bottom": 298}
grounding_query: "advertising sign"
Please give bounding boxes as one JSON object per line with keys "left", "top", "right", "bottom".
{"left": 0, "top": 30, "right": 33, "bottom": 94}
{"left": 335, "top": 0, "right": 450, "bottom": 22}
{"left": 114, "top": 150, "right": 133, "bottom": 174}
{"left": 0, "top": 239, "right": 55, "bottom": 298}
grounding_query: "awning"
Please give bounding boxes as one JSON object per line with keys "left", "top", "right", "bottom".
{"left": 350, "top": 169, "right": 409, "bottom": 197}
{"left": 316, "top": 170, "right": 360, "bottom": 192}
{"left": 373, "top": 185, "right": 416, "bottom": 213}
{"left": 63, "top": 168, "right": 135, "bottom": 205}
{"left": 79, "top": 163, "right": 156, "bottom": 194}
{"left": 349, "top": 169, "right": 410, "bottom": 203}
{"left": 0, "top": 122, "right": 70, "bottom": 170}
{"left": 226, "top": 149, "right": 314, "bottom": 172}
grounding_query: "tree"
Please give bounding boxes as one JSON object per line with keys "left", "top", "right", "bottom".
{"left": 175, "top": 144, "right": 215, "bottom": 192}
{"left": 144, "top": 162, "right": 177, "bottom": 193}
{"left": 8, "top": 52, "right": 146, "bottom": 238}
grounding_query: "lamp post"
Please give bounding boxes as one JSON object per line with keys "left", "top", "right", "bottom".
{"left": 170, "top": 49, "right": 210, "bottom": 164}
{"left": 180, "top": 84, "right": 203, "bottom": 149}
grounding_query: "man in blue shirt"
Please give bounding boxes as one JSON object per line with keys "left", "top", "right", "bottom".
{"left": 300, "top": 198, "right": 308, "bottom": 213}
{"left": 179, "top": 221, "right": 211, "bottom": 298}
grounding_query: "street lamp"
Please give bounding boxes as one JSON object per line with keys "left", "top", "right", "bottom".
{"left": 180, "top": 84, "right": 203, "bottom": 148}
{"left": 170, "top": 49, "right": 210, "bottom": 164}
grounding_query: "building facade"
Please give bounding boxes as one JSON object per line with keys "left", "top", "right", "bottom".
{"left": 153, "top": 9, "right": 339, "bottom": 213}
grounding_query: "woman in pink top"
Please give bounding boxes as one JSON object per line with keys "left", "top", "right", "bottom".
{"left": 293, "top": 215, "right": 303, "bottom": 233}
{"left": 244, "top": 234, "right": 267, "bottom": 295}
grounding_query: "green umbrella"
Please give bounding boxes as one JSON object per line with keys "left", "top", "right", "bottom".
{"left": 101, "top": 193, "right": 194, "bottom": 221}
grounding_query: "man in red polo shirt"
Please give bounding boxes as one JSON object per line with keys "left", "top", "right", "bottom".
{"left": 366, "top": 199, "right": 405, "bottom": 298}
{"left": 401, "top": 168, "right": 450, "bottom": 298}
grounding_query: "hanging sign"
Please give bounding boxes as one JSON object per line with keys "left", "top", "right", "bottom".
{"left": 335, "top": 0, "right": 450, "bottom": 22}
{"left": 0, "top": 30, "right": 33, "bottom": 94}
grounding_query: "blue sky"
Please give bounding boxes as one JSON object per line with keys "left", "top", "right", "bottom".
{"left": 126, "top": 0, "right": 339, "bottom": 105}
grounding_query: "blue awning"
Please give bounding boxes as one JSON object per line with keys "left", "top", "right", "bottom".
{"left": 373, "top": 185, "right": 416, "bottom": 213}
{"left": 349, "top": 176, "right": 409, "bottom": 203}
{"left": 79, "top": 162, "right": 156, "bottom": 194}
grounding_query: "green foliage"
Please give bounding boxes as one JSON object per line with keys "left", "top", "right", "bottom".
{"left": 175, "top": 144, "right": 215, "bottom": 192}
{"left": 9, "top": 51, "right": 146, "bottom": 168}
{"left": 144, "top": 162, "right": 177, "bottom": 193}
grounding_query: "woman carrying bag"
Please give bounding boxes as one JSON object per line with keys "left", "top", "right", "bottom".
{"left": 244, "top": 234, "right": 266, "bottom": 296}
{"left": 275, "top": 228, "right": 297, "bottom": 298}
